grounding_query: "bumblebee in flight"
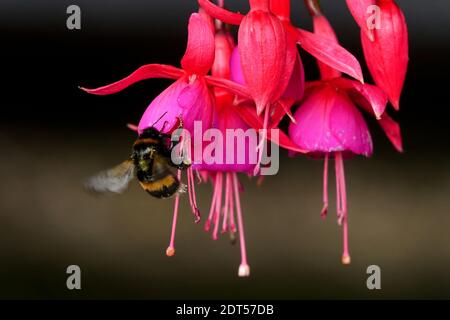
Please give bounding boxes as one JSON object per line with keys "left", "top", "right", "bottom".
{"left": 84, "top": 126, "right": 190, "bottom": 199}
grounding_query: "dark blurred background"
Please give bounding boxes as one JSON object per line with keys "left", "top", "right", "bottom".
{"left": 0, "top": 0, "right": 449, "bottom": 299}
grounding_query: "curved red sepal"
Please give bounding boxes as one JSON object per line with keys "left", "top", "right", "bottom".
{"left": 312, "top": 14, "right": 342, "bottom": 80}
{"left": 80, "top": 64, "right": 184, "bottom": 95}
{"left": 361, "top": 0, "right": 408, "bottom": 110}
{"left": 296, "top": 28, "right": 364, "bottom": 83}
{"left": 378, "top": 113, "right": 403, "bottom": 153}
{"left": 181, "top": 13, "right": 215, "bottom": 76}
{"left": 334, "top": 78, "right": 387, "bottom": 119}
{"left": 205, "top": 75, "right": 251, "bottom": 99}
{"left": 197, "top": 0, "right": 244, "bottom": 25}
{"left": 356, "top": 90, "right": 403, "bottom": 152}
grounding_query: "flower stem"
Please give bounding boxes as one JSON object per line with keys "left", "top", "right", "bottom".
{"left": 270, "top": 0, "right": 291, "bottom": 21}
{"left": 249, "top": 0, "right": 269, "bottom": 11}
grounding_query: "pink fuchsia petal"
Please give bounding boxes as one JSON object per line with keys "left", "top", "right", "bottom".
{"left": 230, "top": 47, "right": 245, "bottom": 86}
{"left": 296, "top": 28, "right": 364, "bottom": 83}
{"left": 346, "top": 0, "right": 376, "bottom": 41}
{"left": 80, "top": 64, "right": 184, "bottom": 95}
{"left": 138, "top": 76, "right": 213, "bottom": 135}
{"left": 192, "top": 106, "right": 255, "bottom": 174}
{"left": 197, "top": 0, "right": 244, "bottom": 25}
{"left": 238, "top": 10, "right": 288, "bottom": 115}
{"left": 361, "top": 0, "right": 408, "bottom": 110}
{"left": 181, "top": 13, "right": 215, "bottom": 76}
{"left": 177, "top": 77, "right": 214, "bottom": 133}
{"left": 280, "top": 52, "right": 305, "bottom": 102}
{"left": 334, "top": 77, "right": 387, "bottom": 119}
{"left": 312, "top": 14, "right": 342, "bottom": 80}
{"left": 288, "top": 85, "right": 373, "bottom": 157}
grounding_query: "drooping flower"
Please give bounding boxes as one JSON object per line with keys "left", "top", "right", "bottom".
{"left": 82, "top": 12, "right": 252, "bottom": 258}
{"left": 349, "top": 0, "right": 409, "bottom": 109}
{"left": 193, "top": 20, "right": 254, "bottom": 277}
{"left": 289, "top": 1, "right": 403, "bottom": 264}
{"left": 290, "top": 82, "right": 372, "bottom": 265}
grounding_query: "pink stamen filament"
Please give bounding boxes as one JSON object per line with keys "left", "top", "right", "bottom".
{"left": 221, "top": 173, "right": 232, "bottom": 233}
{"left": 321, "top": 153, "right": 329, "bottom": 219}
{"left": 233, "top": 173, "right": 250, "bottom": 277}
{"left": 205, "top": 174, "right": 220, "bottom": 231}
{"left": 335, "top": 153, "right": 343, "bottom": 221}
{"left": 212, "top": 173, "right": 223, "bottom": 240}
{"left": 187, "top": 167, "right": 201, "bottom": 223}
{"left": 166, "top": 170, "right": 182, "bottom": 257}
{"left": 335, "top": 152, "right": 350, "bottom": 265}
{"left": 228, "top": 175, "right": 236, "bottom": 233}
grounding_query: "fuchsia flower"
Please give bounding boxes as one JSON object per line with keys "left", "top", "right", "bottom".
{"left": 289, "top": 1, "right": 403, "bottom": 264}
{"left": 194, "top": 22, "right": 253, "bottom": 277}
{"left": 347, "top": 0, "right": 409, "bottom": 109}
{"left": 82, "top": 12, "right": 250, "bottom": 257}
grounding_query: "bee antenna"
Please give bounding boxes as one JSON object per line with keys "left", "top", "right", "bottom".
{"left": 151, "top": 111, "right": 168, "bottom": 127}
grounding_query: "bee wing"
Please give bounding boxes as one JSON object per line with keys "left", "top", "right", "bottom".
{"left": 84, "top": 159, "right": 135, "bottom": 194}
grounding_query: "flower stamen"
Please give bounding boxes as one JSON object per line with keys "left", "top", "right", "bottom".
{"left": 166, "top": 170, "right": 182, "bottom": 257}
{"left": 335, "top": 152, "right": 351, "bottom": 265}
{"left": 233, "top": 173, "right": 250, "bottom": 277}
{"left": 321, "top": 153, "right": 329, "bottom": 219}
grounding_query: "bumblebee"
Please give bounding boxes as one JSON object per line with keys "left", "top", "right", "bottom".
{"left": 84, "top": 126, "right": 190, "bottom": 199}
